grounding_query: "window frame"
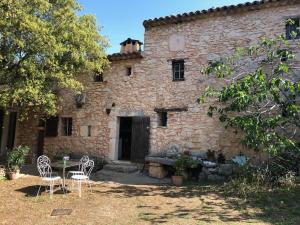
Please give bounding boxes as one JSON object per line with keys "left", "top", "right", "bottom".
{"left": 61, "top": 117, "right": 72, "bottom": 136}
{"left": 172, "top": 60, "right": 185, "bottom": 81}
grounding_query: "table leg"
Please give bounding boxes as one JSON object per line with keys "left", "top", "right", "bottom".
{"left": 63, "top": 166, "right": 65, "bottom": 188}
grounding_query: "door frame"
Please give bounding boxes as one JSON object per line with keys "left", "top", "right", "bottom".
{"left": 109, "top": 113, "right": 150, "bottom": 161}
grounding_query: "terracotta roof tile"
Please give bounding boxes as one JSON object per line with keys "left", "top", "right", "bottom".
{"left": 143, "top": 0, "right": 299, "bottom": 28}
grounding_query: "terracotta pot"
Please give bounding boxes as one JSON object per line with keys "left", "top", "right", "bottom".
{"left": 7, "top": 170, "right": 19, "bottom": 180}
{"left": 171, "top": 175, "right": 183, "bottom": 186}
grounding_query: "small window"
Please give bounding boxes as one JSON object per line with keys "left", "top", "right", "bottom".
{"left": 126, "top": 67, "right": 132, "bottom": 76}
{"left": 45, "top": 117, "right": 59, "bottom": 137}
{"left": 286, "top": 18, "right": 300, "bottom": 40}
{"left": 94, "top": 73, "right": 103, "bottom": 82}
{"left": 158, "top": 112, "right": 167, "bottom": 127}
{"left": 172, "top": 60, "right": 185, "bottom": 81}
{"left": 62, "top": 117, "right": 72, "bottom": 136}
{"left": 88, "top": 125, "right": 92, "bottom": 137}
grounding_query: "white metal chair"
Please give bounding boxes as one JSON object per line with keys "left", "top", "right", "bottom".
{"left": 36, "top": 162, "right": 64, "bottom": 199}
{"left": 67, "top": 155, "right": 89, "bottom": 178}
{"left": 37, "top": 155, "right": 51, "bottom": 166}
{"left": 71, "top": 160, "right": 94, "bottom": 197}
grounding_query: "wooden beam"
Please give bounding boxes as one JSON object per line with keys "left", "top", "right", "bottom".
{"left": 154, "top": 107, "right": 188, "bottom": 113}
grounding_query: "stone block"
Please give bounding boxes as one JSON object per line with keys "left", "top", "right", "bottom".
{"left": 198, "top": 171, "right": 207, "bottom": 182}
{"left": 149, "top": 163, "right": 168, "bottom": 179}
{"left": 218, "top": 164, "right": 233, "bottom": 176}
{"left": 207, "top": 174, "right": 226, "bottom": 182}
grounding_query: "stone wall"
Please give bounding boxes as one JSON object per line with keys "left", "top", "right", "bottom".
{"left": 15, "top": 3, "right": 300, "bottom": 162}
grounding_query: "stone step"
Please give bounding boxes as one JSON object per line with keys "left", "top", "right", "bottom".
{"left": 103, "top": 161, "right": 138, "bottom": 173}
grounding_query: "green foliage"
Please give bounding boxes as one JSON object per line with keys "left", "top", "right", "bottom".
{"left": 0, "top": 0, "right": 109, "bottom": 118}
{"left": 200, "top": 20, "right": 300, "bottom": 155}
{"left": 174, "top": 154, "right": 198, "bottom": 175}
{"left": 7, "top": 145, "right": 30, "bottom": 172}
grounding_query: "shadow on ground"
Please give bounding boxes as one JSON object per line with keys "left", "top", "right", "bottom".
{"left": 94, "top": 183, "right": 300, "bottom": 225}
{"left": 16, "top": 185, "right": 66, "bottom": 197}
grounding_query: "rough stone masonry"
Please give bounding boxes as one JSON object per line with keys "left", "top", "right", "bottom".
{"left": 14, "top": 0, "right": 300, "bottom": 162}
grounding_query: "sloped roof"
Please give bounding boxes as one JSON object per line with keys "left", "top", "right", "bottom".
{"left": 108, "top": 52, "right": 143, "bottom": 61}
{"left": 143, "top": 0, "right": 299, "bottom": 28}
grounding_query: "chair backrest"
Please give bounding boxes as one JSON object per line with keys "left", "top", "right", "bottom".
{"left": 82, "top": 160, "right": 94, "bottom": 177}
{"left": 37, "top": 162, "right": 53, "bottom": 178}
{"left": 79, "top": 155, "right": 89, "bottom": 171}
{"left": 37, "top": 155, "right": 51, "bottom": 166}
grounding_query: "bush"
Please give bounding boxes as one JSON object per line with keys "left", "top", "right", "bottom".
{"left": 224, "top": 152, "right": 299, "bottom": 198}
{"left": 7, "top": 146, "right": 30, "bottom": 172}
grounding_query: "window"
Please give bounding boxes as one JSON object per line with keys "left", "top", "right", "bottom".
{"left": 172, "top": 60, "right": 185, "bottom": 81}
{"left": 94, "top": 73, "right": 103, "bottom": 82}
{"left": 126, "top": 67, "right": 132, "bottom": 76}
{"left": 45, "top": 117, "right": 59, "bottom": 137}
{"left": 88, "top": 125, "right": 92, "bottom": 137}
{"left": 158, "top": 112, "right": 167, "bottom": 127}
{"left": 286, "top": 18, "right": 300, "bottom": 40}
{"left": 62, "top": 117, "right": 72, "bottom": 136}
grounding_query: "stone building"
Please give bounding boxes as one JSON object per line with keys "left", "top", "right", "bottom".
{"left": 1, "top": 0, "right": 300, "bottom": 162}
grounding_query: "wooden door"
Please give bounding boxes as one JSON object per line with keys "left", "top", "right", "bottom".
{"left": 131, "top": 117, "right": 150, "bottom": 163}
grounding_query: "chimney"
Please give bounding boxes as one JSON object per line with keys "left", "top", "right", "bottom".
{"left": 120, "top": 38, "right": 143, "bottom": 54}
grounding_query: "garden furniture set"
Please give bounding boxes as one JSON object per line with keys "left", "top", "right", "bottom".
{"left": 36, "top": 155, "right": 94, "bottom": 198}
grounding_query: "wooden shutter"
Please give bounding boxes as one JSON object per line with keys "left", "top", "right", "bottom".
{"left": 45, "top": 117, "right": 59, "bottom": 137}
{"left": 131, "top": 117, "right": 150, "bottom": 163}
{"left": 7, "top": 112, "right": 17, "bottom": 150}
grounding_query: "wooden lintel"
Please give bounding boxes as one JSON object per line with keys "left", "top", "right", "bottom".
{"left": 154, "top": 107, "right": 188, "bottom": 113}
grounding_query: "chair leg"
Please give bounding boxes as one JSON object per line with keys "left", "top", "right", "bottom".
{"left": 78, "top": 180, "right": 82, "bottom": 198}
{"left": 36, "top": 185, "right": 42, "bottom": 197}
{"left": 50, "top": 181, "right": 54, "bottom": 199}
{"left": 87, "top": 179, "right": 92, "bottom": 193}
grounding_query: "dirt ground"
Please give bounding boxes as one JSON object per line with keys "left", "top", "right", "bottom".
{"left": 2, "top": 173, "right": 295, "bottom": 225}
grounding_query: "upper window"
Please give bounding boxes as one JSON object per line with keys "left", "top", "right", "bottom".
{"left": 94, "top": 73, "right": 103, "bottom": 82}
{"left": 286, "top": 18, "right": 300, "bottom": 40}
{"left": 62, "top": 117, "right": 72, "bottom": 136}
{"left": 126, "top": 67, "right": 132, "bottom": 76}
{"left": 172, "top": 60, "right": 185, "bottom": 81}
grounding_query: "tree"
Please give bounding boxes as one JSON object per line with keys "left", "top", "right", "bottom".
{"left": 0, "top": 0, "right": 109, "bottom": 118}
{"left": 199, "top": 20, "right": 300, "bottom": 155}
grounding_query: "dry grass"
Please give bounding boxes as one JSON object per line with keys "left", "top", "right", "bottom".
{"left": 0, "top": 175, "right": 299, "bottom": 225}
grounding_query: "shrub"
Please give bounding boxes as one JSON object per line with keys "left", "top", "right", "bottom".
{"left": 7, "top": 146, "right": 30, "bottom": 172}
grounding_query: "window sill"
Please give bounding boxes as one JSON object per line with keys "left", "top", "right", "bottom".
{"left": 172, "top": 79, "right": 185, "bottom": 82}
{"left": 157, "top": 126, "right": 167, "bottom": 129}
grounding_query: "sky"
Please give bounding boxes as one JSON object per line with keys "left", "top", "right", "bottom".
{"left": 78, "top": 0, "right": 252, "bottom": 54}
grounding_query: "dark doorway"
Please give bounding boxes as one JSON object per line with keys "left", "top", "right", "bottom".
{"left": 118, "top": 116, "right": 150, "bottom": 163}
{"left": 119, "top": 117, "right": 132, "bottom": 160}
{"left": 37, "top": 130, "right": 44, "bottom": 157}
{"left": 0, "top": 109, "right": 4, "bottom": 150}
{"left": 37, "top": 120, "right": 45, "bottom": 157}
{"left": 7, "top": 112, "right": 17, "bottom": 150}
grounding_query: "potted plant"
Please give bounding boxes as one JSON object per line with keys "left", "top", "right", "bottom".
{"left": 6, "top": 146, "right": 30, "bottom": 180}
{"left": 172, "top": 154, "right": 197, "bottom": 186}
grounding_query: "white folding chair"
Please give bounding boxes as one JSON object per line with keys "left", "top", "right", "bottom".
{"left": 67, "top": 155, "right": 89, "bottom": 178}
{"left": 71, "top": 160, "right": 94, "bottom": 197}
{"left": 36, "top": 162, "right": 64, "bottom": 199}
